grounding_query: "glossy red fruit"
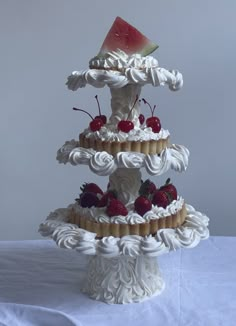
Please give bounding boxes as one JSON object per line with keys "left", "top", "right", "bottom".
{"left": 134, "top": 196, "right": 152, "bottom": 216}
{"left": 95, "top": 114, "right": 107, "bottom": 124}
{"left": 138, "top": 114, "right": 145, "bottom": 125}
{"left": 79, "top": 192, "right": 99, "bottom": 208}
{"left": 80, "top": 183, "right": 103, "bottom": 195}
{"left": 106, "top": 199, "right": 128, "bottom": 217}
{"left": 97, "top": 191, "right": 117, "bottom": 207}
{"left": 89, "top": 118, "right": 104, "bottom": 131}
{"left": 146, "top": 116, "right": 161, "bottom": 133}
{"left": 160, "top": 178, "right": 177, "bottom": 201}
{"left": 73, "top": 107, "right": 104, "bottom": 131}
{"left": 139, "top": 179, "right": 157, "bottom": 198}
{"left": 152, "top": 190, "right": 170, "bottom": 208}
{"left": 118, "top": 120, "right": 134, "bottom": 133}
{"left": 94, "top": 95, "right": 107, "bottom": 124}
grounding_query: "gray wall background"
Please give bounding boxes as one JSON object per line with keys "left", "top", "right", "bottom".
{"left": 1, "top": 0, "right": 235, "bottom": 240}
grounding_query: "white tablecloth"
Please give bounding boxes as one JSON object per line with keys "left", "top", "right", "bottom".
{"left": 0, "top": 237, "right": 235, "bottom": 326}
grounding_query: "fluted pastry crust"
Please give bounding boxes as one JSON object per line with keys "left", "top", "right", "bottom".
{"left": 69, "top": 204, "right": 187, "bottom": 238}
{"left": 79, "top": 133, "right": 170, "bottom": 156}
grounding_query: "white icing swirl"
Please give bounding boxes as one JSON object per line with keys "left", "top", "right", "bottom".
{"left": 56, "top": 140, "right": 79, "bottom": 164}
{"left": 140, "top": 236, "right": 168, "bottom": 256}
{"left": 89, "top": 50, "right": 159, "bottom": 70}
{"left": 169, "top": 145, "right": 190, "bottom": 172}
{"left": 96, "top": 237, "right": 120, "bottom": 257}
{"left": 57, "top": 140, "right": 189, "bottom": 177}
{"left": 39, "top": 203, "right": 209, "bottom": 257}
{"left": 67, "top": 51, "right": 183, "bottom": 91}
{"left": 115, "top": 152, "right": 145, "bottom": 169}
{"left": 119, "top": 236, "right": 142, "bottom": 257}
{"left": 69, "top": 147, "right": 96, "bottom": 165}
{"left": 89, "top": 151, "right": 116, "bottom": 175}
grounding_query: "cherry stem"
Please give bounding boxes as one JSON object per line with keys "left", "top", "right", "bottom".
{"left": 142, "top": 98, "right": 156, "bottom": 117}
{"left": 95, "top": 95, "right": 102, "bottom": 116}
{"left": 73, "top": 107, "right": 94, "bottom": 120}
{"left": 127, "top": 94, "right": 139, "bottom": 120}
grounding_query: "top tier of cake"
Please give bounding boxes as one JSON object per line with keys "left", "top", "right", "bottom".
{"left": 64, "top": 17, "right": 184, "bottom": 161}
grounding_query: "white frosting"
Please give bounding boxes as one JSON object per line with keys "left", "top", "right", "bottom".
{"left": 57, "top": 140, "right": 189, "bottom": 176}
{"left": 83, "top": 255, "right": 165, "bottom": 304}
{"left": 71, "top": 196, "right": 184, "bottom": 224}
{"left": 66, "top": 51, "right": 183, "bottom": 128}
{"left": 39, "top": 203, "right": 209, "bottom": 257}
{"left": 89, "top": 50, "right": 159, "bottom": 70}
{"left": 66, "top": 50, "right": 183, "bottom": 91}
{"left": 82, "top": 125, "right": 170, "bottom": 142}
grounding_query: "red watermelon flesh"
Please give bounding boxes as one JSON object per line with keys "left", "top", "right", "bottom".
{"left": 98, "top": 17, "right": 158, "bottom": 57}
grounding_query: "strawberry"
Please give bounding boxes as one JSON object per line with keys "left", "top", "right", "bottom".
{"left": 152, "top": 190, "right": 171, "bottom": 208}
{"left": 134, "top": 196, "right": 152, "bottom": 216}
{"left": 97, "top": 190, "right": 117, "bottom": 207}
{"left": 160, "top": 178, "right": 177, "bottom": 201}
{"left": 106, "top": 199, "right": 128, "bottom": 217}
{"left": 79, "top": 192, "right": 99, "bottom": 208}
{"left": 139, "top": 179, "right": 157, "bottom": 198}
{"left": 80, "top": 182, "right": 103, "bottom": 195}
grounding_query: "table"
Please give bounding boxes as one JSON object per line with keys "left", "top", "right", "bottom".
{"left": 0, "top": 237, "right": 235, "bottom": 326}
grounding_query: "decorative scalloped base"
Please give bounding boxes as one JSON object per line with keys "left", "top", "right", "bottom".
{"left": 82, "top": 255, "right": 165, "bottom": 304}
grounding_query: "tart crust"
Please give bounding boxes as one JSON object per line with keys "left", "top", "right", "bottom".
{"left": 69, "top": 203, "right": 187, "bottom": 238}
{"left": 79, "top": 133, "right": 170, "bottom": 156}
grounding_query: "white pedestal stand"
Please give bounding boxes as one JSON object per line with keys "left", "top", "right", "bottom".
{"left": 39, "top": 202, "right": 209, "bottom": 304}
{"left": 83, "top": 255, "right": 164, "bottom": 304}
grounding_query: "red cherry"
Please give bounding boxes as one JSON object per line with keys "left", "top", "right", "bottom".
{"left": 90, "top": 118, "right": 104, "bottom": 131}
{"left": 118, "top": 120, "right": 134, "bottom": 133}
{"left": 95, "top": 115, "right": 107, "bottom": 124}
{"left": 146, "top": 117, "right": 161, "bottom": 133}
{"left": 95, "top": 95, "right": 107, "bottom": 124}
{"left": 142, "top": 98, "right": 162, "bottom": 133}
{"left": 73, "top": 108, "right": 104, "bottom": 131}
{"left": 139, "top": 114, "right": 145, "bottom": 125}
{"left": 117, "top": 95, "right": 139, "bottom": 133}
{"left": 152, "top": 190, "right": 170, "bottom": 208}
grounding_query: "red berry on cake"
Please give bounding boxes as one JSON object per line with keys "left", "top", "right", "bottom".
{"left": 118, "top": 120, "right": 134, "bottom": 132}
{"left": 89, "top": 118, "right": 104, "bottom": 131}
{"left": 73, "top": 107, "right": 104, "bottom": 132}
{"left": 80, "top": 182, "right": 103, "bottom": 196}
{"left": 160, "top": 178, "right": 178, "bottom": 201}
{"left": 142, "top": 98, "right": 161, "bottom": 133}
{"left": 134, "top": 196, "right": 152, "bottom": 216}
{"left": 79, "top": 192, "right": 99, "bottom": 208}
{"left": 106, "top": 199, "right": 128, "bottom": 217}
{"left": 139, "top": 179, "right": 157, "bottom": 198}
{"left": 138, "top": 114, "right": 145, "bottom": 125}
{"left": 97, "top": 190, "right": 117, "bottom": 207}
{"left": 94, "top": 95, "right": 107, "bottom": 124}
{"left": 152, "top": 190, "right": 171, "bottom": 208}
{"left": 117, "top": 95, "right": 139, "bottom": 133}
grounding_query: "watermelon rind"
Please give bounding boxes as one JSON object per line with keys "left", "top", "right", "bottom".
{"left": 98, "top": 17, "right": 158, "bottom": 57}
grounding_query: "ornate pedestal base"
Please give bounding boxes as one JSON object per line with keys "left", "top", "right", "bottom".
{"left": 82, "top": 255, "right": 165, "bottom": 304}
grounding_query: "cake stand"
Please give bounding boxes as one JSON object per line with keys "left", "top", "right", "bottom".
{"left": 39, "top": 143, "right": 209, "bottom": 304}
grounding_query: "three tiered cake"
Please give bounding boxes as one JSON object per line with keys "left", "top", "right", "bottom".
{"left": 39, "top": 17, "right": 209, "bottom": 304}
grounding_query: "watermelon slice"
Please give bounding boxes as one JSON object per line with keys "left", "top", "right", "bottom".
{"left": 98, "top": 17, "right": 158, "bottom": 57}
